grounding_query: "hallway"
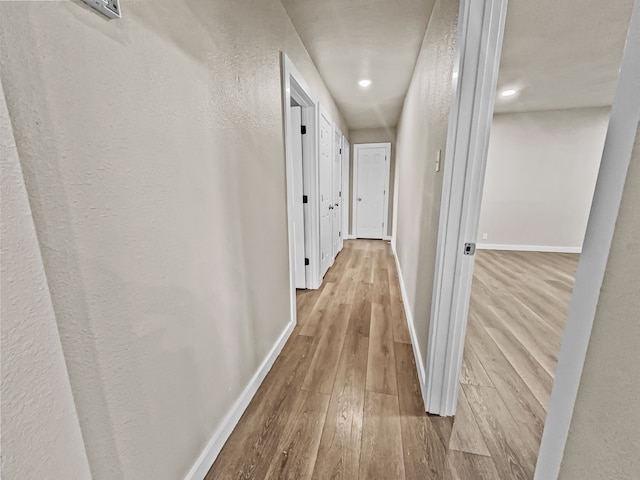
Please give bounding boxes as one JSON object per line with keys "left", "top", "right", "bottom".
{"left": 208, "top": 239, "right": 454, "bottom": 479}
{"left": 207, "top": 240, "right": 579, "bottom": 479}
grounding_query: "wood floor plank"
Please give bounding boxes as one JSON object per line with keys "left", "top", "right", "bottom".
{"left": 487, "top": 303, "right": 560, "bottom": 377}
{"left": 449, "top": 386, "right": 491, "bottom": 456}
{"left": 463, "top": 384, "right": 537, "bottom": 480}
{"left": 266, "top": 389, "right": 330, "bottom": 480}
{"left": 395, "top": 342, "right": 453, "bottom": 479}
{"left": 460, "top": 341, "right": 494, "bottom": 388}
{"left": 312, "top": 334, "right": 368, "bottom": 480}
{"left": 359, "top": 391, "right": 406, "bottom": 480}
{"left": 347, "top": 281, "right": 372, "bottom": 337}
{"left": 467, "top": 317, "right": 547, "bottom": 433}
{"left": 447, "top": 451, "right": 501, "bottom": 480}
{"left": 366, "top": 303, "right": 397, "bottom": 396}
{"left": 302, "top": 304, "right": 351, "bottom": 394}
{"left": 296, "top": 286, "right": 324, "bottom": 326}
{"left": 299, "top": 282, "right": 338, "bottom": 337}
{"left": 206, "top": 334, "right": 319, "bottom": 479}
{"left": 386, "top": 256, "right": 412, "bottom": 344}
{"left": 484, "top": 325, "right": 553, "bottom": 409}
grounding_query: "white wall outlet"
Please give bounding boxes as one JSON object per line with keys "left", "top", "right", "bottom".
{"left": 83, "top": 0, "right": 121, "bottom": 19}
{"left": 435, "top": 149, "right": 442, "bottom": 172}
{"left": 482, "top": 233, "right": 488, "bottom": 240}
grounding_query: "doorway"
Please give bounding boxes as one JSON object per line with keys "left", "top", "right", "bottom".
{"left": 282, "top": 53, "right": 320, "bottom": 326}
{"left": 352, "top": 142, "right": 391, "bottom": 240}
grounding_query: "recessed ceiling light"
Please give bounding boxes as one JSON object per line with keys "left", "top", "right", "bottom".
{"left": 358, "top": 79, "right": 372, "bottom": 88}
{"left": 500, "top": 88, "right": 517, "bottom": 97}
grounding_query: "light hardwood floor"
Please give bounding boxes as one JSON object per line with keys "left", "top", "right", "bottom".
{"left": 207, "top": 240, "right": 578, "bottom": 479}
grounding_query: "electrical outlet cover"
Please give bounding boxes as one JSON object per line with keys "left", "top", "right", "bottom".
{"left": 83, "top": 0, "right": 121, "bottom": 19}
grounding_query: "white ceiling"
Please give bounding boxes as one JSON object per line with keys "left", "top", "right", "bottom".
{"left": 282, "top": 0, "right": 634, "bottom": 128}
{"left": 493, "top": 0, "right": 634, "bottom": 113}
{"left": 281, "top": 0, "right": 436, "bottom": 130}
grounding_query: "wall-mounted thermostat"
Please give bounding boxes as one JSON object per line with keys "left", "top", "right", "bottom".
{"left": 83, "top": 0, "right": 121, "bottom": 19}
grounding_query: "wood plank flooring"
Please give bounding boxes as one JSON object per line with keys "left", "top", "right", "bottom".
{"left": 207, "top": 241, "right": 578, "bottom": 479}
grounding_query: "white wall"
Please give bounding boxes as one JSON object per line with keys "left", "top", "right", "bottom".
{"left": 0, "top": 1, "right": 346, "bottom": 478}
{"left": 393, "top": 0, "right": 458, "bottom": 369}
{"left": 477, "top": 107, "right": 610, "bottom": 250}
{"left": 1, "top": 81, "right": 92, "bottom": 480}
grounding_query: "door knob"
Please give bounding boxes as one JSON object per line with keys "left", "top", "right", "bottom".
{"left": 358, "top": 198, "right": 362, "bottom": 201}
{"left": 329, "top": 205, "right": 333, "bottom": 210}
{"left": 335, "top": 203, "right": 339, "bottom": 207}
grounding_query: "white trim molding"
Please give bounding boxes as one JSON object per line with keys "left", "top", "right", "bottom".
{"left": 391, "top": 243, "right": 427, "bottom": 400}
{"left": 535, "top": 1, "right": 640, "bottom": 477}
{"left": 352, "top": 142, "right": 392, "bottom": 240}
{"left": 426, "top": 0, "right": 508, "bottom": 416}
{"left": 476, "top": 244, "right": 582, "bottom": 254}
{"left": 184, "top": 320, "right": 296, "bottom": 480}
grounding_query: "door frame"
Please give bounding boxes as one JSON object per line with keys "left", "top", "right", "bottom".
{"left": 333, "top": 123, "right": 344, "bottom": 254}
{"left": 427, "top": 8, "right": 640, "bottom": 479}
{"left": 424, "top": 0, "right": 508, "bottom": 415}
{"left": 536, "top": 2, "right": 640, "bottom": 477}
{"left": 352, "top": 142, "right": 391, "bottom": 240}
{"left": 281, "top": 53, "right": 319, "bottom": 326}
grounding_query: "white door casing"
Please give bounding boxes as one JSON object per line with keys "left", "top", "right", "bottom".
{"left": 353, "top": 143, "right": 391, "bottom": 239}
{"left": 333, "top": 125, "right": 343, "bottom": 258}
{"left": 425, "top": 0, "right": 509, "bottom": 416}
{"left": 319, "top": 108, "right": 334, "bottom": 277}
{"left": 290, "top": 106, "right": 306, "bottom": 289}
{"left": 282, "top": 52, "right": 320, "bottom": 330}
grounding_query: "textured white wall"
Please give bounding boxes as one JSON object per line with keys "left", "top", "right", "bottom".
{"left": 477, "top": 108, "right": 609, "bottom": 249}
{"left": 1, "top": 81, "right": 92, "bottom": 480}
{"left": 0, "top": 1, "right": 346, "bottom": 478}
{"left": 393, "top": 0, "right": 458, "bottom": 366}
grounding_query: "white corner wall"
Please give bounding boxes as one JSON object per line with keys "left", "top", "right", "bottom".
{"left": 393, "top": 0, "right": 458, "bottom": 378}
{"left": 1, "top": 81, "right": 92, "bottom": 480}
{"left": 477, "top": 107, "right": 610, "bottom": 251}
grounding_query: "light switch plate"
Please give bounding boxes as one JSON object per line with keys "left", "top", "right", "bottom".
{"left": 83, "top": 0, "right": 121, "bottom": 19}
{"left": 435, "top": 149, "right": 442, "bottom": 172}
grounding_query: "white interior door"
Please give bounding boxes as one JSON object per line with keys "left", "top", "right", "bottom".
{"left": 332, "top": 127, "right": 342, "bottom": 258}
{"left": 355, "top": 145, "right": 389, "bottom": 239}
{"left": 290, "top": 106, "right": 306, "bottom": 289}
{"left": 319, "top": 111, "right": 333, "bottom": 277}
{"left": 342, "top": 137, "right": 350, "bottom": 243}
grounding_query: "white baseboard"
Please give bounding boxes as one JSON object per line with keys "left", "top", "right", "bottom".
{"left": 391, "top": 243, "right": 427, "bottom": 401}
{"left": 184, "top": 320, "right": 296, "bottom": 480}
{"left": 476, "top": 243, "right": 582, "bottom": 254}
{"left": 383, "top": 235, "right": 392, "bottom": 241}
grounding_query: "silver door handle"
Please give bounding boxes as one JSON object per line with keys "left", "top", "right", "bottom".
{"left": 329, "top": 205, "right": 333, "bottom": 210}
{"left": 335, "top": 203, "right": 339, "bottom": 207}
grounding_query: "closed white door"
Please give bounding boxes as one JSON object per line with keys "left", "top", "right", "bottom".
{"left": 355, "top": 145, "right": 389, "bottom": 239}
{"left": 290, "top": 106, "right": 306, "bottom": 289}
{"left": 319, "top": 112, "right": 333, "bottom": 277}
{"left": 332, "top": 128, "right": 342, "bottom": 258}
{"left": 342, "top": 138, "right": 350, "bottom": 244}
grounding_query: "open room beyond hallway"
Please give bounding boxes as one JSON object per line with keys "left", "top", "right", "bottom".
{"left": 207, "top": 241, "right": 579, "bottom": 479}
